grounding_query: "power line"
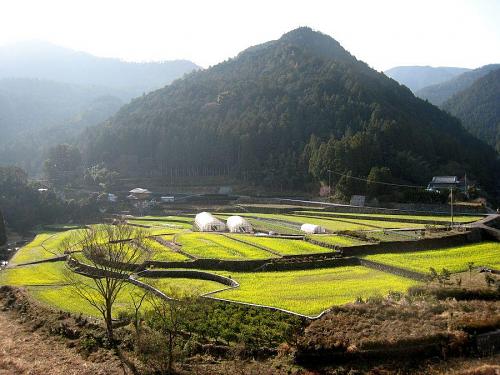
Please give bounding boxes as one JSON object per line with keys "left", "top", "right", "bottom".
{"left": 327, "top": 169, "right": 427, "bottom": 189}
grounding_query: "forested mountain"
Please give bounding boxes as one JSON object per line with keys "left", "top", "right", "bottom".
{"left": 81, "top": 27, "right": 499, "bottom": 197}
{"left": 416, "top": 64, "right": 500, "bottom": 106}
{"left": 385, "top": 66, "right": 469, "bottom": 92}
{"left": 0, "top": 208, "right": 6, "bottom": 246}
{"left": 0, "top": 41, "right": 200, "bottom": 95}
{"left": 442, "top": 68, "right": 500, "bottom": 152}
{"left": 0, "top": 78, "right": 125, "bottom": 174}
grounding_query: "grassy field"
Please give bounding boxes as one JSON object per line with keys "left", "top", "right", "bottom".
{"left": 213, "top": 267, "right": 419, "bottom": 317}
{"left": 306, "top": 234, "right": 368, "bottom": 247}
{"left": 221, "top": 213, "right": 432, "bottom": 231}
{"left": 228, "top": 235, "right": 332, "bottom": 256}
{"left": 175, "top": 233, "right": 276, "bottom": 260}
{"left": 293, "top": 211, "right": 483, "bottom": 223}
{"left": 8, "top": 230, "right": 84, "bottom": 265}
{"left": 363, "top": 242, "right": 500, "bottom": 273}
{"left": 140, "top": 277, "right": 227, "bottom": 296}
{"left": 0, "top": 262, "right": 69, "bottom": 286}
{"left": 143, "top": 238, "right": 189, "bottom": 262}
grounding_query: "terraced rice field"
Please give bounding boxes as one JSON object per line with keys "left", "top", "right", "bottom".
{"left": 293, "top": 211, "right": 483, "bottom": 223}
{"left": 363, "top": 242, "right": 500, "bottom": 273}
{"left": 175, "top": 233, "right": 276, "bottom": 259}
{"left": 143, "top": 238, "right": 189, "bottom": 262}
{"left": 306, "top": 234, "right": 368, "bottom": 247}
{"left": 0, "top": 262, "right": 69, "bottom": 286}
{"left": 228, "top": 235, "right": 332, "bottom": 256}
{"left": 8, "top": 230, "right": 84, "bottom": 265}
{"left": 213, "top": 267, "right": 419, "bottom": 317}
{"left": 140, "top": 277, "right": 226, "bottom": 296}
{"left": 221, "top": 213, "right": 432, "bottom": 231}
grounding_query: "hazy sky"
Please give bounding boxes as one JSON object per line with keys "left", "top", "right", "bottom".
{"left": 1, "top": 0, "right": 499, "bottom": 70}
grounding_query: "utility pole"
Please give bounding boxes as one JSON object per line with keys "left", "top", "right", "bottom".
{"left": 450, "top": 187, "right": 454, "bottom": 227}
{"left": 327, "top": 169, "right": 332, "bottom": 200}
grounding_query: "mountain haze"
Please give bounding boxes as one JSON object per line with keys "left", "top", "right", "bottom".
{"left": 442, "top": 68, "right": 500, "bottom": 152}
{"left": 82, "top": 27, "right": 499, "bottom": 195}
{"left": 385, "top": 66, "right": 469, "bottom": 92}
{"left": 416, "top": 64, "right": 500, "bottom": 106}
{"left": 0, "top": 41, "right": 200, "bottom": 96}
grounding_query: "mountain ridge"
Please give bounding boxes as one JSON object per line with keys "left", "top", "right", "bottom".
{"left": 385, "top": 66, "right": 470, "bottom": 92}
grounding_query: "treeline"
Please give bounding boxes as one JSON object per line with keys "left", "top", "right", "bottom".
{"left": 0, "top": 166, "right": 100, "bottom": 234}
{"left": 79, "top": 28, "right": 499, "bottom": 199}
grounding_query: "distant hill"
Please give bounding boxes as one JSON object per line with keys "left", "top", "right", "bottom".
{"left": 0, "top": 78, "right": 124, "bottom": 174}
{"left": 442, "top": 68, "right": 500, "bottom": 152}
{"left": 385, "top": 66, "right": 469, "bottom": 92}
{"left": 416, "top": 64, "right": 500, "bottom": 106}
{"left": 0, "top": 41, "right": 200, "bottom": 95}
{"left": 81, "top": 27, "right": 499, "bottom": 196}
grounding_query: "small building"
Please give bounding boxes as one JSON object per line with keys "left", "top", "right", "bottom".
{"left": 301, "top": 223, "right": 326, "bottom": 234}
{"left": 129, "top": 188, "right": 152, "bottom": 200}
{"left": 226, "top": 216, "right": 253, "bottom": 233}
{"left": 427, "top": 176, "right": 462, "bottom": 192}
{"left": 195, "top": 212, "right": 226, "bottom": 232}
{"left": 161, "top": 196, "right": 175, "bottom": 203}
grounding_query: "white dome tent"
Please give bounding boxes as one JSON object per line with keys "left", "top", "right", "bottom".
{"left": 300, "top": 223, "right": 326, "bottom": 234}
{"left": 195, "top": 212, "right": 226, "bottom": 232}
{"left": 226, "top": 216, "right": 253, "bottom": 233}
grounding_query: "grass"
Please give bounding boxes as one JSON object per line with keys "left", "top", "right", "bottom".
{"left": 213, "top": 267, "right": 419, "bottom": 317}
{"left": 143, "top": 238, "right": 189, "bottom": 262}
{"left": 306, "top": 234, "right": 368, "bottom": 247}
{"left": 363, "top": 242, "right": 500, "bottom": 274}
{"left": 175, "top": 233, "right": 276, "bottom": 260}
{"left": 0, "top": 262, "right": 69, "bottom": 286}
{"left": 294, "top": 211, "right": 483, "bottom": 223}
{"left": 139, "top": 277, "right": 226, "bottom": 296}
{"left": 9, "top": 230, "right": 84, "bottom": 265}
{"left": 220, "top": 213, "right": 432, "bottom": 231}
{"left": 228, "top": 235, "right": 332, "bottom": 256}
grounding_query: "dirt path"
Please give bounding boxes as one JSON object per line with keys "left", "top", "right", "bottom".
{"left": 0, "top": 310, "right": 127, "bottom": 375}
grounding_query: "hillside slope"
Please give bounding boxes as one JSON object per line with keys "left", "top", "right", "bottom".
{"left": 442, "top": 68, "right": 500, "bottom": 152}
{"left": 81, "top": 27, "right": 499, "bottom": 195}
{"left": 416, "top": 64, "right": 500, "bottom": 106}
{"left": 385, "top": 66, "right": 469, "bottom": 92}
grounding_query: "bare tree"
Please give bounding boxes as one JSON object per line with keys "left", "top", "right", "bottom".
{"left": 62, "top": 224, "right": 149, "bottom": 343}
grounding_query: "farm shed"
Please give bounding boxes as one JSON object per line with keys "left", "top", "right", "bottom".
{"left": 195, "top": 212, "right": 226, "bottom": 232}
{"left": 226, "top": 216, "right": 253, "bottom": 233}
{"left": 301, "top": 223, "right": 326, "bottom": 234}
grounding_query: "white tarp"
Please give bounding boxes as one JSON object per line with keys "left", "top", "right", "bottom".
{"left": 195, "top": 212, "right": 226, "bottom": 232}
{"left": 226, "top": 216, "right": 253, "bottom": 233}
{"left": 300, "top": 223, "right": 326, "bottom": 234}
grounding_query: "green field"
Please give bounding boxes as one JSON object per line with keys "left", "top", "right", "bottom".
{"left": 306, "top": 234, "right": 367, "bottom": 247}
{"left": 213, "top": 267, "right": 419, "bottom": 317}
{"left": 221, "top": 213, "right": 432, "bottom": 231}
{"left": 294, "top": 211, "right": 483, "bottom": 223}
{"left": 364, "top": 242, "right": 500, "bottom": 273}
{"left": 140, "top": 277, "right": 226, "bottom": 296}
{"left": 175, "top": 233, "right": 276, "bottom": 260}
{"left": 228, "top": 235, "right": 332, "bottom": 256}
{"left": 143, "top": 238, "right": 189, "bottom": 262}
{"left": 0, "top": 262, "right": 69, "bottom": 286}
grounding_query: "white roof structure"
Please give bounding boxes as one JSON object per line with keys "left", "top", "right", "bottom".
{"left": 300, "top": 223, "right": 326, "bottom": 234}
{"left": 195, "top": 212, "right": 226, "bottom": 232}
{"left": 129, "top": 188, "right": 151, "bottom": 194}
{"left": 226, "top": 216, "right": 253, "bottom": 233}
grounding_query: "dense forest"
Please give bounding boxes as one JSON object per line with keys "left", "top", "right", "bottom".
{"left": 0, "top": 208, "right": 6, "bottom": 246}
{"left": 385, "top": 66, "right": 469, "bottom": 92}
{"left": 442, "top": 68, "right": 500, "bottom": 152}
{"left": 81, "top": 27, "right": 500, "bottom": 198}
{"left": 416, "top": 64, "right": 500, "bottom": 106}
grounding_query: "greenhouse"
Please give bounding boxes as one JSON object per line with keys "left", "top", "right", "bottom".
{"left": 226, "top": 216, "right": 253, "bottom": 233}
{"left": 195, "top": 212, "right": 226, "bottom": 232}
{"left": 300, "top": 223, "right": 326, "bottom": 234}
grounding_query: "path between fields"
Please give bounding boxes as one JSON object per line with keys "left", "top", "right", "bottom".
{"left": 0, "top": 310, "right": 127, "bottom": 375}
